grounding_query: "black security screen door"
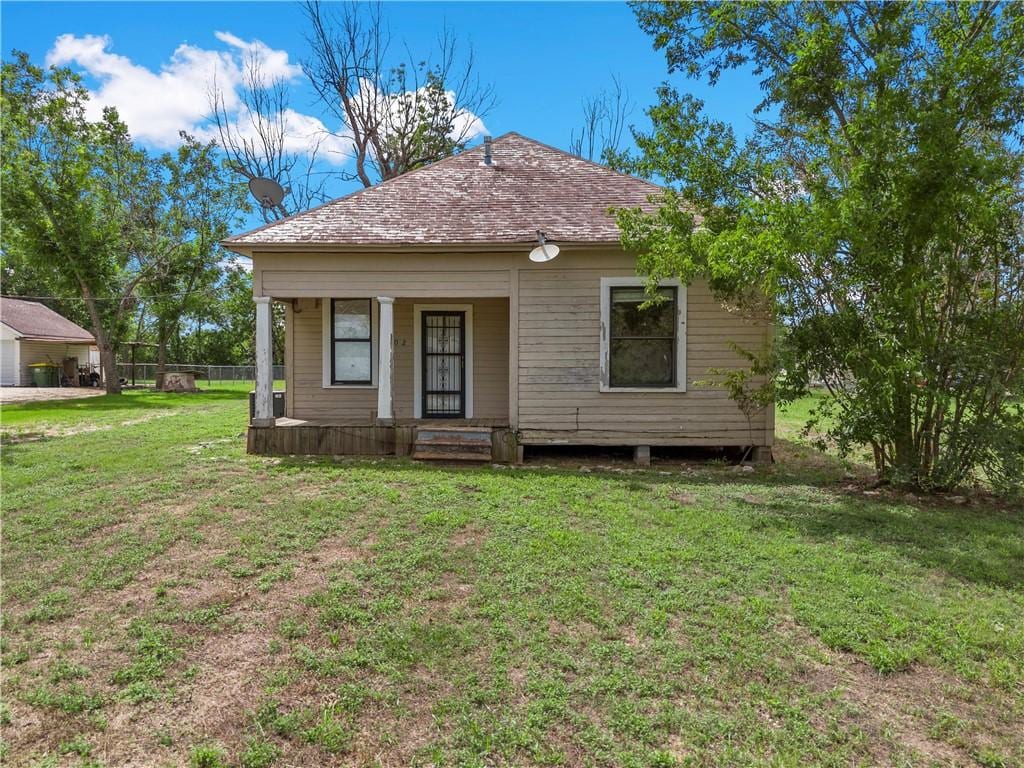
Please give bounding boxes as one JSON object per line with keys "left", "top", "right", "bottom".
{"left": 422, "top": 311, "right": 466, "bottom": 418}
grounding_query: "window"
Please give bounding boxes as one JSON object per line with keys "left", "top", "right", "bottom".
{"left": 330, "top": 299, "right": 372, "bottom": 384}
{"left": 600, "top": 278, "right": 686, "bottom": 391}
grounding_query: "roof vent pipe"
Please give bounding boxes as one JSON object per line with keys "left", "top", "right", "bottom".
{"left": 482, "top": 135, "right": 493, "bottom": 166}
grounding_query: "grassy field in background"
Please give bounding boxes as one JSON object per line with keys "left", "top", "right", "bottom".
{"left": 1, "top": 388, "right": 1021, "bottom": 767}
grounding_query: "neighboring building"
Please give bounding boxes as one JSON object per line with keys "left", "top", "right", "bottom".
{"left": 0, "top": 297, "right": 97, "bottom": 386}
{"left": 224, "top": 133, "right": 773, "bottom": 463}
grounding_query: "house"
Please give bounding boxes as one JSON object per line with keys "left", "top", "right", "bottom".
{"left": 224, "top": 133, "right": 774, "bottom": 464}
{"left": 0, "top": 297, "right": 98, "bottom": 387}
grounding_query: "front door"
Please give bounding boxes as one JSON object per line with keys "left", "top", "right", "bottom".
{"left": 422, "top": 311, "right": 466, "bottom": 418}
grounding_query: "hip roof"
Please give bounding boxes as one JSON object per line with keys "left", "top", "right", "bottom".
{"left": 225, "top": 132, "right": 662, "bottom": 249}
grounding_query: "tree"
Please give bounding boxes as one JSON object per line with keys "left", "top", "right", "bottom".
{"left": 2, "top": 54, "right": 247, "bottom": 393}
{"left": 191, "top": 264, "right": 257, "bottom": 365}
{"left": 0, "top": 248, "right": 93, "bottom": 332}
{"left": 138, "top": 133, "right": 247, "bottom": 376}
{"left": 303, "top": 0, "right": 495, "bottom": 188}
{"left": 207, "top": 2, "right": 494, "bottom": 216}
{"left": 209, "top": 54, "right": 330, "bottom": 218}
{"left": 616, "top": 2, "right": 1024, "bottom": 492}
{"left": 569, "top": 75, "right": 633, "bottom": 163}
{"left": 181, "top": 264, "right": 284, "bottom": 367}
{"left": 2, "top": 53, "right": 152, "bottom": 393}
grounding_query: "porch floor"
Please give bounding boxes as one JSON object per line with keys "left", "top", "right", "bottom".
{"left": 272, "top": 417, "right": 510, "bottom": 428}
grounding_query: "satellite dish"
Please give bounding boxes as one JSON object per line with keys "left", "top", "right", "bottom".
{"left": 248, "top": 177, "right": 287, "bottom": 223}
{"left": 529, "top": 230, "right": 560, "bottom": 263}
{"left": 529, "top": 243, "right": 559, "bottom": 263}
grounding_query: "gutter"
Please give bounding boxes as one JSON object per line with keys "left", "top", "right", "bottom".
{"left": 15, "top": 336, "right": 96, "bottom": 344}
{"left": 221, "top": 240, "right": 630, "bottom": 259}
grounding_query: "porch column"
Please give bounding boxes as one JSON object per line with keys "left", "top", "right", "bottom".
{"left": 376, "top": 296, "right": 395, "bottom": 423}
{"left": 253, "top": 296, "right": 274, "bottom": 427}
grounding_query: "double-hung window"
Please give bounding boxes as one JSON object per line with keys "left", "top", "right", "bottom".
{"left": 330, "top": 299, "right": 373, "bottom": 385}
{"left": 600, "top": 278, "right": 686, "bottom": 391}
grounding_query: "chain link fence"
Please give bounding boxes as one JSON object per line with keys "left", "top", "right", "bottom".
{"left": 116, "top": 363, "right": 285, "bottom": 386}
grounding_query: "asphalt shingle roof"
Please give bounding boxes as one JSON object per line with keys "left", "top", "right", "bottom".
{"left": 225, "top": 132, "right": 662, "bottom": 248}
{"left": 0, "top": 297, "right": 95, "bottom": 342}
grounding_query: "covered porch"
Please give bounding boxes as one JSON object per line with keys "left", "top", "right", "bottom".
{"left": 249, "top": 293, "right": 517, "bottom": 461}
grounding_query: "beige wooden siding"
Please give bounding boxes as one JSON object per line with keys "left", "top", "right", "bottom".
{"left": 289, "top": 300, "right": 377, "bottom": 421}
{"left": 16, "top": 341, "right": 91, "bottom": 385}
{"left": 287, "top": 297, "right": 508, "bottom": 422}
{"left": 516, "top": 266, "right": 772, "bottom": 446}
{"left": 468, "top": 298, "right": 510, "bottom": 419}
{"left": 258, "top": 248, "right": 774, "bottom": 445}
{"left": 262, "top": 270, "right": 510, "bottom": 298}
{"left": 283, "top": 302, "right": 296, "bottom": 417}
{"left": 257, "top": 252, "right": 510, "bottom": 298}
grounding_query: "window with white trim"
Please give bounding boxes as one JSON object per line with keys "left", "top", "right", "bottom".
{"left": 600, "top": 278, "right": 686, "bottom": 392}
{"left": 330, "top": 299, "right": 372, "bottom": 384}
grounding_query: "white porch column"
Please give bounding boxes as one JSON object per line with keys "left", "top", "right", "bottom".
{"left": 253, "top": 296, "right": 274, "bottom": 426}
{"left": 376, "top": 297, "right": 395, "bottom": 423}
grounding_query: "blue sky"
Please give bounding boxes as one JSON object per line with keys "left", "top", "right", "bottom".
{"left": 2, "top": 1, "right": 762, "bottom": 205}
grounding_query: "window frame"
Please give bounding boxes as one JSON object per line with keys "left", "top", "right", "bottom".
{"left": 599, "top": 277, "right": 687, "bottom": 393}
{"left": 322, "top": 298, "right": 378, "bottom": 389}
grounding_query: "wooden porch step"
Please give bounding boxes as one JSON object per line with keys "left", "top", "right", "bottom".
{"left": 417, "top": 430, "right": 493, "bottom": 442}
{"left": 412, "top": 451, "right": 492, "bottom": 462}
{"left": 412, "top": 427, "right": 493, "bottom": 462}
{"left": 414, "top": 441, "right": 491, "bottom": 452}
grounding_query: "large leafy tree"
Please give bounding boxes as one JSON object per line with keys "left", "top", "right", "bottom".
{"left": 126, "top": 264, "right": 283, "bottom": 369}
{"left": 175, "top": 264, "right": 284, "bottom": 368}
{"left": 2, "top": 54, "right": 248, "bottom": 392}
{"left": 2, "top": 53, "right": 148, "bottom": 393}
{"left": 194, "top": 264, "right": 261, "bottom": 366}
{"left": 617, "top": 2, "right": 1024, "bottom": 492}
{"left": 138, "top": 133, "right": 247, "bottom": 375}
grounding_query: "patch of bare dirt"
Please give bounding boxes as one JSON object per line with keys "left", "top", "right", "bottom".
{"left": 1, "top": 514, "right": 371, "bottom": 768}
{"left": 669, "top": 491, "right": 697, "bottom": 506}
{"left": 131, "top": 541, "right": 363, "bottom": 758}
{"left": 802, "top": 655, "right": 965, "bottom": 764}
{"left": 780, "top": 617, "right": 1016, "bottom": 766}
{"left": 449, "top": 524, "right": 488, "bottom": 549}
{"left": 2, "top": 409, "right": 182, "bottom": 443}
{"left": 0, "top": 387, "right": 105, "bottom": 404}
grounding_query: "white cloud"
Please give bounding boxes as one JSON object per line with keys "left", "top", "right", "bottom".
{"left": 45, "top": 32, "right": 349, "bottom": 162}
{"left": 44, "top": 33, "right": 488, "bottom": 172}
{"left": 452, "top": 108, "right": 488, "bottom": 143}
{"left": 213, "top": 31, "right": 300, "bottom": 83}
{"left": 353, "top": 77, "right": 488, "bottom": 147}
{"left": 217, "top": 103, "right": 354, "bottom": 164}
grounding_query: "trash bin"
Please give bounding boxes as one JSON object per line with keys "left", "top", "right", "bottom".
{"left": 28, "top": 363, "right": 60, "bottom": 387}
{"left": 249, "top": 390, "right": 286, "bottom": 420}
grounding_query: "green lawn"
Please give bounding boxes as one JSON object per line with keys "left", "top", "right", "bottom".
{"left": 1, "top": 389, "right": 1021, "bottom": 767}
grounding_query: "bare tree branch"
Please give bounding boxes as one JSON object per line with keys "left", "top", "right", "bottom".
{"left": 569, "top": 75, "right": 634, "bottom": 163}
{"left": 302, "top": 0, "right": 496, "bottom": 187}
{"left": 207, "top": 53, "right": 330, "bottom": 217}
